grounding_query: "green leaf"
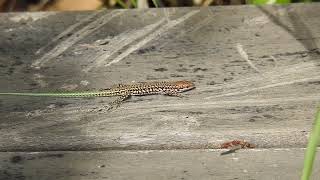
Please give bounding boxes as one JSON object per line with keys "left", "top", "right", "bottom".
{"left": 301, "top": 109, "right": 320, "bottom": 180}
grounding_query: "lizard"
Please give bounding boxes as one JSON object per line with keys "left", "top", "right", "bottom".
{"left": 0, "top": 80, "right": 195, "bottom": 110}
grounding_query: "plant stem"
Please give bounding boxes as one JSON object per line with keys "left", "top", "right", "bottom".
{"left": 301, "top": 109, "right": 320, "bottom": 180}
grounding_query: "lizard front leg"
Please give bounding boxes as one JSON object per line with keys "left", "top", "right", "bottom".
{"left": 162, "top": 90, "right": 184, "bottom": 98}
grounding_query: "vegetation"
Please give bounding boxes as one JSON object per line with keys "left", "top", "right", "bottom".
{"left": 301, "top": 110, "right": 320, "bottom": 180}
{"left": 0, "top": 0, "right": 318, "bottom": 12}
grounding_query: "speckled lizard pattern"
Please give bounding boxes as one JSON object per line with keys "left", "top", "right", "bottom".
{"left": 0, "top": 80, "right": 195, "bottom": 110}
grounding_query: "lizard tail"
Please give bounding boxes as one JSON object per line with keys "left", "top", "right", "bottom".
{"left": 0, "top": 92, "right": 113, "bottom": 97}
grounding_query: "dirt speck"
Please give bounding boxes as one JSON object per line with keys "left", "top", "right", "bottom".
{"left": 154, "top": 68, "right": 168, "bottom": 72}
{"left": 193, "top": 68, "right": 208, "bottom": 72}
{"left": 10, "top": 155, "right": 23, "bottom": 163}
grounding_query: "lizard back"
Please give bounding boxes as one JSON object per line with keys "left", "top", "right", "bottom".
{"left": 112, "top": 80, "right": 195, "bottom": 96}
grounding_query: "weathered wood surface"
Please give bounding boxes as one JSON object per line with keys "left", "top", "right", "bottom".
{"left": 1, "top": 3, "right": 320, "bottom": 180}
{"left": 1, "top": 3, "right": 320, "bottom": 151}
{"left": 0, "top": 3, "right": 320, "bottom": 151}
{"left": 1, "top": 149, "right": 319, "bottom": 180}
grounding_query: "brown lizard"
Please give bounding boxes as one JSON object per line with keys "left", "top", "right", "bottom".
{"left": 0, "top": 80, "right": 195, "bottom": 110}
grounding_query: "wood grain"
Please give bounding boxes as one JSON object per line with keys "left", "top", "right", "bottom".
{"left": 0, "top": 149, "right": 319, "bottom": 180}
{"left": 0, "top": 4, "right": 319, "bottom": 152}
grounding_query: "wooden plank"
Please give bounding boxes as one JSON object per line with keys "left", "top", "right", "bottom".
{"left": 0, "top": 3, "right": 320, "bottom": 151}
{"left": 0, "top": 149, "right": 319, "bottom": 180}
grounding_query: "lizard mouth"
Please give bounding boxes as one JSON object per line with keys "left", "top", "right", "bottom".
{"left": 181, "top": 85, "right": 195, "bottom": 92}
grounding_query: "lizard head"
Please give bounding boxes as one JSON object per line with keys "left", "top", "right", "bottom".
{"left": 173, "top": 80, "right": 195, "bottom": 92}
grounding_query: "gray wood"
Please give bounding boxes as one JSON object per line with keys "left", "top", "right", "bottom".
{"left": 0, "top": 149, "right": 319, "bottom": 180}
{"left": 0, "top": 3, "right": 320, "bottom": 152}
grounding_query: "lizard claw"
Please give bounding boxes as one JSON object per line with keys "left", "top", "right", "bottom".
{"left": 106, "top": 104, "right": 117, "bottom": 111}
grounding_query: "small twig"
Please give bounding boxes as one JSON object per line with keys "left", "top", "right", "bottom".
{"left": 219, "top": 140, "right": 255, "bottom": 156}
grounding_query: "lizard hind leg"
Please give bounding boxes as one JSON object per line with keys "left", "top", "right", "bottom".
{"left": 107, "top": 94, "right": 131, "bottom": 111}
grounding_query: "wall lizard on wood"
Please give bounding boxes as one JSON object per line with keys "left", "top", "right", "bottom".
{"left": 0, "top": 80, "right": 195, "bottom": 110}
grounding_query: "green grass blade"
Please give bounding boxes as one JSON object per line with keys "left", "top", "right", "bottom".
{"left": 151, "top": 0, "right": 159, "bottom": 7}
{"left": 301, "top": 109, "right": 320, "bottom": 180}
{"left": 115, "top": 0, "right": 128, "bottom": 8}
{"left": 130, "top": 0, "right": 137, "bottom": 8}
